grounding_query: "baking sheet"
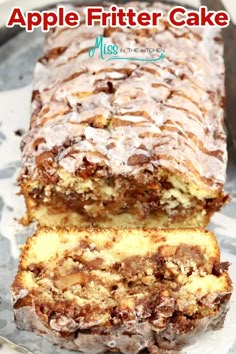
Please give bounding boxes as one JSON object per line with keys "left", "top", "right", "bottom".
{"left": 0, "top": 16, "right": 236, "bottom": 354}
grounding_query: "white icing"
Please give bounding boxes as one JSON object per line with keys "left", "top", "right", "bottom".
{"left": 22, "top": 6, "right": 226, "bottom": 186}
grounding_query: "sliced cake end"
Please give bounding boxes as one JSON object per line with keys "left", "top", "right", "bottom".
{"left": 12, "top": 228, "right": 232, "bottom": 354}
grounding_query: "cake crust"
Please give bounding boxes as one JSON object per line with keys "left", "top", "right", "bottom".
{"left": 19, "top": 2, "right": 229, "bottom": 228}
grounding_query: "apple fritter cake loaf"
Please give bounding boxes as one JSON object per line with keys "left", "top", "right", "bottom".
{"left": 19, "top": 2, "right": 229, "bottom": 228}
{"left": 12, "top": 228, "right": 232, "bottom": 354}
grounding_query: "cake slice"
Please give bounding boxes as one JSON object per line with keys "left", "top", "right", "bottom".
{"left": 19, "top": 2, "right": 229, "bottom": 229}
{"left": 12, "top": 228, "right": 232, "bottom": 354}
